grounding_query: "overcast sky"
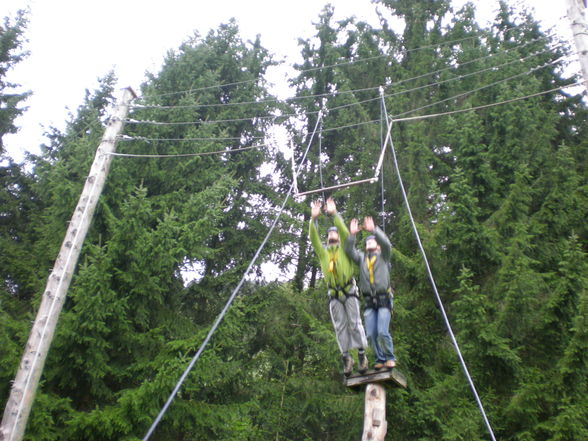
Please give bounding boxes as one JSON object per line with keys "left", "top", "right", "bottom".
{"left": 2, "top": 0, "right": 572, "bottom": 162}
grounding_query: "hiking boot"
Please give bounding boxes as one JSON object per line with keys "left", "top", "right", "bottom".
{"left": 373, "top": 361, "right": 384, "bottom": 370}
{"left": 384, "top": 359, "right": 396, "bottom": 369}
{"left": 358, "top": 353, "right": 368, "bottom": 374}
{"left": 342, "top": 355, "right": 354, "bottom": 377}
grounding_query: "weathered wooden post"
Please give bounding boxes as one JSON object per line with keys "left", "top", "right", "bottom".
{"left": 345, "top": 369, "right": 407, "bottom": 440}
{"left": 0, "top": 87, "right": 136, "bottom": 441}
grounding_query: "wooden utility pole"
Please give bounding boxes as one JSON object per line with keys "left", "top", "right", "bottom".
{"left": 0, "top": 87, "right": 136, "bottom": 441}
{"left": 345, "top": 369, "right": 407, "bottom": 440}
{"left": 566, "top": 0, "right": 588, "bottom": 93}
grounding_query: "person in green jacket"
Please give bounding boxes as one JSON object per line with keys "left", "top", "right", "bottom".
{"left": 309, "top": 198, "right": 368, "bottom": 376}
{"left": 344, "top": 216, "right": 396, "bottom": 370}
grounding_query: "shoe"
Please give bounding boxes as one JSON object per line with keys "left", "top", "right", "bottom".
{"left": 373, "top": 361, "right": 384, "bottom": 370}
{"left": 384, "top": 359, "right": 396, "bottom": 369}
{"left": 342, "top": 355, "right": 354, "bottom": 377}
{"left": 358, "top": 353, "right": 368, "bottom": 374}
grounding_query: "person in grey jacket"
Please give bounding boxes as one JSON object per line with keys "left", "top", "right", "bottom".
{"left": 344, "top": 216, "right": 396, "bottom": 370}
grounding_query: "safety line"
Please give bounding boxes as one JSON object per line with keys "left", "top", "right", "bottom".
{"left": 295, "top": 97, "right": 392, "bottom": 197}
{"left": 318, "top": 118, "right": 326, "bottom": 202}
{"left": 127, "top": 42, "right": 559, "bottom": 129}
{"left": 139, "top": 23, "right": 544, "bottom": 101}
{"left": 380, "top": 97, "right": 386, "bottom": 233}
{"left": 125, "top": 58, "right": 575, "bottom": 148}
{"left": 391, "top": 82, "right": 584, "bottom": 123}
{"left": 383, "top": 46, "right": 557, "bottom": 98}
{"left": 107, "top": 144, "right": 264, "bottom": 158}
{"left": 124, "top": 114, "right": 280, "bottom": 126}
{"left": 132, "top": 35, "right": 559, "bottom": 113}
{"left": 321, "top": 118, "right": 380, "bottom": 132}
{"left": 112, "top": 81, "right": 583, "bottom": 160}
{"left": 381, "top": 96, "right": 498, "bottom": 441}
{"left": 389, "top": 56, "right": 567, "bottom": 119}
{"left": 118, "top": 135, "right": 264, "bottom": 142}
{"left": 321, "top": 58, "right": 577, "bottom": 133}
{"left": 295, "top": 177, "right": 377, "bottom": 197}
{"left": 137, "top": 33, "right": 486, "bottom": 101}
{"left": 141, "top": 112, "right": 324, "bottom": 441}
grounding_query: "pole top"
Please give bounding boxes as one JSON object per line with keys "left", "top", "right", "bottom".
{"left": 125, "top": 86, "right": 138, "bottom": 100}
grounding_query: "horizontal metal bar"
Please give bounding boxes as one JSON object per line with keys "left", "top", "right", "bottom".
{"left": 294, "top": 177, "right": 376, "bottom": 197}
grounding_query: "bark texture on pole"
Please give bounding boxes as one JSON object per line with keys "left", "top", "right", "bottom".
{"left": 362, "top": 383, "right": 387, "bottom": 441}
{"left": 566, "top": 0, "right": 588, "bottom": 93}
{"left": 0, "top": 87, "right": 136, "bottom": 441}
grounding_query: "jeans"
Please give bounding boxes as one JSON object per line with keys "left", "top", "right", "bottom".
{"left": 364, "top": 306, "right": 395, "bottom": 362}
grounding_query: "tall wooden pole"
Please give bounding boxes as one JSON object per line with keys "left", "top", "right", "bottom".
{"left": 362, "top": 384, "right": 387, "bottom": 441}
{"left": 345, "top": 369, "right": 407, "bottom": 440}
{"left": 566, "top": 0, "right": 588, "bottom": 93}
{"left": 0, "top": 87, "right": 136, "bottom": 441}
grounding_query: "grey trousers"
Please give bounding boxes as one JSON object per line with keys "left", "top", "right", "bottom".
{"left": 329, "top": 294, "right": 368, "bottom": 354}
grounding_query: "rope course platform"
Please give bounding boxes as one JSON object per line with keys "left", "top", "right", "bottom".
{"left": 344, "top": 368, "right": 407, "bottom": 390}
{"left": 344, "top": 368, "right": 407, "bottom": 441}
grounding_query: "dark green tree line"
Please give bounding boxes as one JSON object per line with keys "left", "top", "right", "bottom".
{"left": 2, "top": 2, "right": 588, "bottom": 440}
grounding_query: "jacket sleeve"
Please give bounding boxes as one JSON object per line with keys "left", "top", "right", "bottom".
{"left": 309, "top": 219, "right": 326, "bottom": 261}
{"left": 374, "top": 226, "right": 392, "bottom": 261}
{"left": 333, "top": 213, "right": 350, "bottom": 244}
{"left": 344, "top": 233, "right": 361, "bottom": 264}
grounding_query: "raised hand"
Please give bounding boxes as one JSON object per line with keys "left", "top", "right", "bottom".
{"left": 363, "top": 216, "right": 375, "bottom": 232}
{"left": 350, "top": 218, "right": 360, "bottom": 235}
{"left": 325, "top": 197, "right": 337, "bottom": 215}
{"left": 311, "top": 200, "right": 322, "bottom": 220}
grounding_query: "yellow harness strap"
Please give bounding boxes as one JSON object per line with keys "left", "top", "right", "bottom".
{"left": 329, "top": 252, "right": 337, "bottom": 277}
{"left": 366, "top": 255, "right": 376, "bottom": 284}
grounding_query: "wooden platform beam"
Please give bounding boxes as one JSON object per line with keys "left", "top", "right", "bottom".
{"left": 344, "top": 368, "right": 407, "bottom": 390}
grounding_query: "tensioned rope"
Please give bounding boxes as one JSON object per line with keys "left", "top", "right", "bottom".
{"left": 114, "top": 56, "right": 579, "bottom": 160}
{"left": 320, "top": 63, "right": 580, "bottom": 133}
{"left": 107, "top": 144, "right": 265, "bottom": 158}
{"left": 380, "top": 97, "right": 386, "bottom": 233}
{"left": 116, "top": 68, "right": 580, "bottom": 159}
{"left": 381, "top": 94, "right": 498, "bottom": 441}
{"left": 318, "top": 118, "right": 326, "bottom": 202}
{"left": 118, "top": 81, "right": 583, "bottom": 160}
{"left": 141, "top": 111, "right": 324, "bottom": 441}
{"left": 294, "top": 88, "right": 393, "bottom": 197}
{"left": 387, "top": 56, "right": 568, "bottom": 120}
{"left": 127, "top": 39, "right": 559, "bottom": 126}
{"left": 138, "top": 24, "right": 548, "bottom": 101}
{"left": 117, "top": 135, "right": 264, "bottom": 142}
{"left": 391, "top": 81, "right": 584, "bottom": 123}
{"left": 132, "top": 43, "right": 561, "bottom": 113}
{"left": 298, "top": 65, "right": 580, "bottom": 197}
{"left": 312, "top": 52, "right": 572, "bottom": 125}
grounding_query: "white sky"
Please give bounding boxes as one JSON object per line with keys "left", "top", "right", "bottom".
{"left": 1, "top": 0, "right": 572, "bottom": 162}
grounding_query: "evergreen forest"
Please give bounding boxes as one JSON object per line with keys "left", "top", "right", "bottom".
{"left": 2, "top": 1, "right": 588, "bottom": 440}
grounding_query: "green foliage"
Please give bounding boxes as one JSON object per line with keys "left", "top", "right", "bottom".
{"left": 2, "top": 2, "right": 588, "bottom": 440}
{"left": 0, "top": 9, "right": 30, "bottom": 153}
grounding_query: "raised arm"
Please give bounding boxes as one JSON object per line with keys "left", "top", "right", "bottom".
{"left": 373, "top": 226, "right": 392, "bottom": 261}
{"left": 309, "top": 200, "right": 326, "bottom": 260}
{"left": 344, "top": 218, "right": 362, "bottom": 263}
